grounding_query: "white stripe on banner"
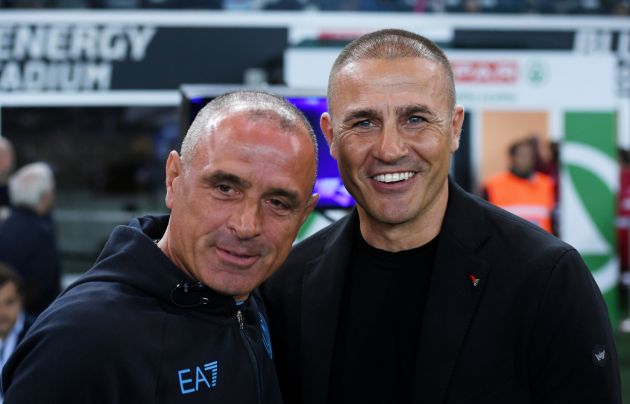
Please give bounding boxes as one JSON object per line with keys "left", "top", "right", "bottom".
{"left": 560, "top": 169, "right": 610, "bottom": 255}
{"left": 562, "top": 141, "right": 618, "bottom": 193}
{"left": 594, "top": 256, "right": 619, "bottom": 294}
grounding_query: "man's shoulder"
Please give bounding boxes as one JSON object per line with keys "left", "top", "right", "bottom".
{"left": 2, "top": 278, "right": 166, "bottom": 404}
{"left": 287, "top": 213, "right": 351, "bottom": 262}
{"left": 38, "top": 278, "right": 161, "bottom": 339}
{"left": 449, "top": 185, "right": 570, "bottom": 259}
{"left": 263, "top": 213, "right": 351, "bottom": 294}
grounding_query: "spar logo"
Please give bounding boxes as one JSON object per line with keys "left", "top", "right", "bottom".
{"left": 452, "top": 60, "right": 518, "bottom": 83}
{"left": 526, "top": 60, "right": 548, "bottom": 85}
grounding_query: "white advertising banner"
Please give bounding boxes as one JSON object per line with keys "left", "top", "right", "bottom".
{"left": 285, "top": 48, "right": 617, "bottom": 109}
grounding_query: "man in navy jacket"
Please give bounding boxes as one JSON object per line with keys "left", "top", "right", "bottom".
{"left": 2, "top": 90, "right": 319, "bottom": 403}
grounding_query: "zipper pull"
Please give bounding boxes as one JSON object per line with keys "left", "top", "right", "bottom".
{"left": 236, "top": 310, "right": 244, "bottom": 330}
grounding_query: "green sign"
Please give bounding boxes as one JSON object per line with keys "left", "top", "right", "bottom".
{"left": 562, "top": 111, "right": 618, "bottom": 323}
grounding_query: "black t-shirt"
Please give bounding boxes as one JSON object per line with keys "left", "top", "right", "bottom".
{"left": 329, "top": 230, "right": 438, "bottom": 404}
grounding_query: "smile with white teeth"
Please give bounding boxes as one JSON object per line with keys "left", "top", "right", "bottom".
{"left": 372, "top": 171, "right": 416, "bottom": 183}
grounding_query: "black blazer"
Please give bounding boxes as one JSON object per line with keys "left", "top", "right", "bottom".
{"left": 262, "top": 180, "right": 621, "bottom": 404}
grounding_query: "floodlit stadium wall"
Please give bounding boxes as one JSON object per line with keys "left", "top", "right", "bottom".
{"left": 0, "top": 10, "right": 626, "bottom": 317}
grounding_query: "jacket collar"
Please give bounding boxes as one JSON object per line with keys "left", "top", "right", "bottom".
{"left": 300, "top": 179, "right": 492, "bottom": 404}
{"left": 300, "top": 211, "right": 359, "bottom": 404}
{"left": 411, "top": 179, "right": 491, "bottom": 403}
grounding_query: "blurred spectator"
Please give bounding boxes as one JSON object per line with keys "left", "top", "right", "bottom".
{"left": 0, "top": 162, "right": 61, "bottom": 317}
{"left": 0, "top": 262, "right": 33, "bottom": 388}
{"left": 483, "top": 137, "right": 557, "bottom": 234}
{"left": 618, "top": 149, "right": 630, "bottom": 272}
{"left": 0, "top": 138, "right": 15, "bottom": 214}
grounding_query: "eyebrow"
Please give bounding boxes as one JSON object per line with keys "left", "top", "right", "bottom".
{"left": 342, "top": 104, "right": 435, "bottom": 123}
{"left": 342, "top": 108, "right": 381, "bottom": 123}
{"left": 206, "top": 171, "right": 302, "bottom": 208}
{"left": 206, "top": 171, "right": 252, "bottom": 189}
{"left": 267, "top": 188, "right": 301, "bottom": 209}
{"left": 395, "top": 104, "right": 433, "bottom": 117}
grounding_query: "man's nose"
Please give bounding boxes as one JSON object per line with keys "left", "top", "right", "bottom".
{"left": 374, "top": 123, "right": 407, "bottom": 163}
{"left": 228, "top": 199, "right": 262, "bottom": 239}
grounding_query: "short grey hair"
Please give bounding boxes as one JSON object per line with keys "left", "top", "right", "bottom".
{"left": 328, "top": 28, "right": 456, "bottom": 110}
{"left": 9, "top": 162, "right": 55, "bottom": 210}
{"left": 180, "top": 90, "right": 318, "bottom": 181}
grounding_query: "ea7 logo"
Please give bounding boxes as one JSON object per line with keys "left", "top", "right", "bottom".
{"left": 177, "top": 361, "right": 218, "bottom": 395}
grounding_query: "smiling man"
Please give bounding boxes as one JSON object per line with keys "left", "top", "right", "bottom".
{"left": 262, "top": 29, "right": 621, "bottom": 404}
{"left": 2, "top": 90, "right": 319, "bottom": 404}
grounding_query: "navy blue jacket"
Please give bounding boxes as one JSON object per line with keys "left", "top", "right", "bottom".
{"left": 0, "top": 206, "right": 60, "bottom": 316}
{"left": 2, "top": 215, "right": 282, "bottom": 404}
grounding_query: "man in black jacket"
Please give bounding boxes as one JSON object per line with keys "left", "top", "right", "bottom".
{"left": 262, "top": 29, "right": 621, "bottom": 403}
{"left": 2, "top": 90, "right": 319, "bottom": 403}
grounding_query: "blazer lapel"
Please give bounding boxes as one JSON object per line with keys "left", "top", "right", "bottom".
{"left": 300, "top": 211, "right": 358, "bottom": 404}
{"left": 412, "top": 180, "right": 491, "bottom": 403}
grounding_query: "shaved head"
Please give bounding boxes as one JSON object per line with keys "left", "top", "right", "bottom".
{"left": 328, "top": 29, "right": 456, "bottom": 111}
{"left": 181, "top": 90, "right": 318, "bottom": 182}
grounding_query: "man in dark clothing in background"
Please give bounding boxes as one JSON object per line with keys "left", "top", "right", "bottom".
{"left": 0, "top": 262, "right": 34, "bottom": 403}
{"left": 262, "top": 29, "right": 621, "bottom": 404}
{"left": 0, "top": 162, "right": 60, "bottom": 317}
{"left": 2, "top": 90, "right": 319, "bottom": 403}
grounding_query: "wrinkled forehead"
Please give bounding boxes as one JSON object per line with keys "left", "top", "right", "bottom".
{"left": 329, "top": 58, "right": 450, "bottom": 114}
{"left": 201, "top": 111, "right": 313, "bottom": 165}
{"left": 329, "top": 56, "right": 453, "bottom": 112}
{"left": 195, "top": 117, "right": 316, "bottom": 198}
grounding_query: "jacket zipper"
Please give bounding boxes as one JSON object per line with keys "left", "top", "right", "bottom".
{"left": 236, "top": 309, "right": 263, "bottom": 404}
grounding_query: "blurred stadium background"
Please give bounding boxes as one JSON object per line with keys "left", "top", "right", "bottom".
{"left": 0, "top": 0, "right": 629, "bottom": 400}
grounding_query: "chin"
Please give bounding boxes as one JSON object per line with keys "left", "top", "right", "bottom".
{"left": 370, "top": 206, "right": 414, "bottom": 224}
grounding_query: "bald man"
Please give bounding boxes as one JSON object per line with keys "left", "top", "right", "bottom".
{"left": 3, "top": 90, "right": 319, "bottom": 404}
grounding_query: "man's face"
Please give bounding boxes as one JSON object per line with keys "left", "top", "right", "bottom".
{"left": 0, "top": 143, "right": 14, "bottom": 179}
{"left": 0, "top": 281, "right": 21, "bottom": 339}
{"left": 512, "top": 143, "right": 536, "bottom": 176}
{"left": 164, "top": 112, "right": 317, "bottom": 300}
{"left": 322, "top": 57, "right": 464, "bottom": 234}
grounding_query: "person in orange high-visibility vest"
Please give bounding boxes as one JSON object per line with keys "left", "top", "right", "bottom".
{"left": 483, "top": 138, "right": 556, "bottom": 234}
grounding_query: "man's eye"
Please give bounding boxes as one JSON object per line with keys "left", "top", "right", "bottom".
{"left": 408, "top": 115, "right": 425, "bottom": 124}
{"left": 269, "top": 199, "right": 291, "bottom": 213}
{"left": 217, "top": 184, "right": 233, "bottom": 194}
{"left": 354, "top": 120, "right": 373, "bottom": 128}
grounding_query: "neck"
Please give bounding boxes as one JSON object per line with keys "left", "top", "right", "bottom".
{"left": 156, "top": 232, "right": 194, "bottom": 281}
{"left": 358, "top": 181, "right": 448, "bottom": 252}
{"left": 510, "top": 167, "right": 534, "bottom": 179}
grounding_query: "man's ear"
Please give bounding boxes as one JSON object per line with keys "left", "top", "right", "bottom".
{"left": 301, "top": 193, "right": 320, "bottom": 226}
{"left": 164, "top": 151, "right": 183, "bottom": 209}
{"left": 450, "top": 105, "right": 465, "bottom": 153}
{"left": 320, "top": 112, "right": 337, "bottom": 160}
